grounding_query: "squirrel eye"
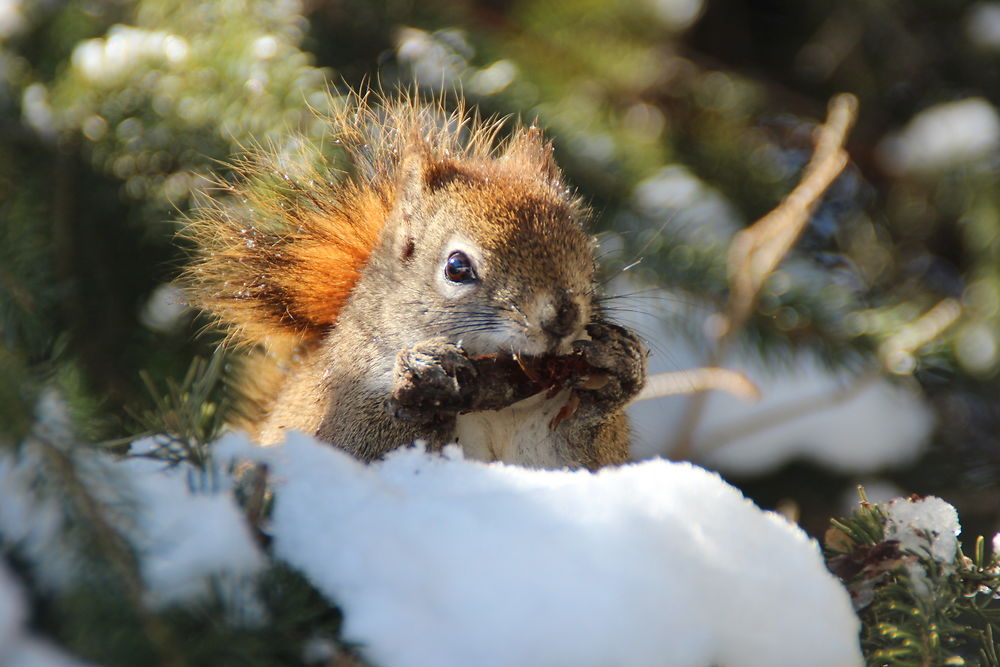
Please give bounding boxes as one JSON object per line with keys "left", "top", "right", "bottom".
{"left": 444, "top": 251, "right": 477, "bottom": 283}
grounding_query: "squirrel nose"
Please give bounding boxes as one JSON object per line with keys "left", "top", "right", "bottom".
{"left": 540, "top": 296, "right": 581, "bottom": 340}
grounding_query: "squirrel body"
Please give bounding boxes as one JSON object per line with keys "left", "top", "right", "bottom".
{"left": 185, "top": 93, "right": 646, "bottom": 470}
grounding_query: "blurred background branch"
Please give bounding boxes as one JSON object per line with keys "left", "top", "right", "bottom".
{"left": 667, "top": 92, "right": 857, "bottom": 461}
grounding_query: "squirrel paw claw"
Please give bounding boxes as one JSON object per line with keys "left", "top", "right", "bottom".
{"left": 388, "top": 338, "right": 476, "bottom": 426}
{"left": 570, "top": 321, "right": 648, "bottom": 420}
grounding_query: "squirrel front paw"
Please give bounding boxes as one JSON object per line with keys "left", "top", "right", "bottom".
{"left": 570, "top": 321, "right": 648, "bottom": 421}
{"left": 388, "top": 338, "right": 477, "bottom": 429}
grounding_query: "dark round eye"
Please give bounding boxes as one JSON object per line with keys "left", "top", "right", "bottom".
{"left": 444, "top": 251, "right": 477, "bottom": 283}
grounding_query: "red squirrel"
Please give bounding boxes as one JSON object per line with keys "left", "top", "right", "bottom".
{"left": 183, "top": 92, "right": 647, "bottom": 469}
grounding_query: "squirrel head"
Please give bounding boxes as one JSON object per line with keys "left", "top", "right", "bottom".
{"left": 369, "top": 129, "right": 595, "bottom": 356}
{"left": 182, "top": 92, "right": 596, "bottom": 356}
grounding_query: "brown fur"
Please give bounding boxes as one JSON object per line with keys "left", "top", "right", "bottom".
{"left": 182, "top": 91, "right": 646, "bottom": 469}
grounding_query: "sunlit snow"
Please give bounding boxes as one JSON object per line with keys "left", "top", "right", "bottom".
{"left": 243, "top": 432, "right": 863, "bottom": 667}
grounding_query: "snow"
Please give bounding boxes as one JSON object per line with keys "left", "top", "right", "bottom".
{"left": 259, "top": 432, "right": 862, "bottom": 667}
{"left": 72, "top": 26, "right": 189, "bottom": 87}
{"left": 880, "top": 496, "right": 961, "bottom": 598}
{"left": 122, "top": 440, "right": 267, "bottom": 608}
{"left": 0, "top": 424, "right": 264, "bottom": 609}
{"left": 633, "top": 164, "right": 742, "bottom": 243}
{"left": 139, "top": 283, "right": 189, "bottom": 334}
{"left": 469, "top": 59, "right": 517, "bottom": 96}
{"left": 395, "top": 27, "right": 468, "bottom": 88}
{"left": 0, "top": 560, "right": 23, "bottom": 660}
{"left": 621, "top": 290, "right": 933, "bottom": 474}
{"left": 877, "top": 97, "right": 1000, "bottom": 175}
{"left": 966, "top": 3, "right": 1000, "bottom": 50}
{"left": 690, "top": 358, "right": 931, "bottom": 474}
{"left": 1, "top": 638, "right": 93, "bottom": 667}
{"left": 0, "top": 392, "right": 89, "bottom": 590}
{"left": 0, "top": 0, "right": 25, "bottom": 40}
{"left": 0, "top": 561, "right": 91, "bottom": 667}
{"left": 0, "top": 391, "right": 266, "bottom": 660}
{"left": 20, "top": 83, "right": 56, "bottom": 141}
{"left": 955, "top": 321, "right": 1000, "bottom": 373}
{"left": 0, "top": 444, "right": 86, "bottom": 591}
{"left": 3, "top": 389, "right": 868, "bottom": 664}
{"left": 647, "top": 0, "right": 705, "bottom": 31}
{"left": 883, "top": 496, "right": 960, "bottom": 565}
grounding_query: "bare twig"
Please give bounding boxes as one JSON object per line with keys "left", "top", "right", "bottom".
{"left": 665, "top": 297, "right": 961, "bottom": 459}
{"left": 878, "top": 298, "right": 962, "bottom": 374}
{"left": 633, "top": 367, "right": 760, "bottom": 403}
{"left": 668, "top": 93, "right": 859, "bottom": 461}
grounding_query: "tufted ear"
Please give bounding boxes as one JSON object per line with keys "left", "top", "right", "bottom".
{"left": 391, "top": 137, "right": 465, "bottom": 262}
{"left": 503, "top": 125, "right": 562, "bottom": 185}
{"left": 396, "top": 136, "right": 464, "bottom": 203}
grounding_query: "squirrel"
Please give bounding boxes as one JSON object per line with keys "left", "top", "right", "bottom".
{"left": 182, "top": 92, "right": 647, "bottom": 470}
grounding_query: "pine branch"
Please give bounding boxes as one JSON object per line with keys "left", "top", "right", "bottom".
{"left": 31, "top": 433, "right": 184, "bottom": 667}
{"left": 826, "top": 491, "right": 1000, "bottom": 665}
{"left": 116, "top": 351, "right": 244, "bottom": 468}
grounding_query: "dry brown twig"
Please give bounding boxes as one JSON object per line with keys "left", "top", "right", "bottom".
{"left": 878, "top": 297, "right": 962, "bottom": 374}
{"left": 663, "top": 93, "right": 860, "bottom": 461}
{"left": 723, "top": 93, "right": 859, "bottom": 337}
{"left": 633, "top": 367, "right": 761, "bottom": 403}
{"left": 690, "top": 292, "right": 962, "bottom": 457}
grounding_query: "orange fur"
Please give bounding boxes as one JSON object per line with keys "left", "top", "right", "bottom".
{"left": 178, "top": 91, "right": 642, "bottom": 468}
{"left": 182, "top": 91, "right": 555, "bottom": 349}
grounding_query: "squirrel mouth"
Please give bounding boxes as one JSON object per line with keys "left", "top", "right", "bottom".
{"left": 453, "top": 317, "right": 586, "bottom": 358}
{"left": 522, "top": 326, "right": 586, "bottom": 357}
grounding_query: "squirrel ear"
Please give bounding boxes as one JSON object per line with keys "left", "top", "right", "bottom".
{"left": 504, "top": 125, "right": 562, "bottom": 185}
{"left": 392, "top": 138, "right": 463, "bottom": 260}
{"left": 396, "top": 137, "right": 463, "bottom": 202}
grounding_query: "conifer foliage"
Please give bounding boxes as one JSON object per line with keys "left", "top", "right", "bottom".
{"left": 5, "top": 0, "right": 1000, "bottom": 664}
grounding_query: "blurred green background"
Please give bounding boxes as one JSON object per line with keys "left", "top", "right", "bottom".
{"left": 4, "top": 0, "right": 1000, "bottom": 541}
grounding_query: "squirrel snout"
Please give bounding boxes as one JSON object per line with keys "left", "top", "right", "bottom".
{"left": 540, "top": 296, "right": 583, "bottom": 341}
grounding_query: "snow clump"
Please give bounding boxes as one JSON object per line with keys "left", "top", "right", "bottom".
{"left": 883, "top": 495, "right": 961, "bottom": 565}
{"left": 123, "top": 438, "right": 267, "bottom": 608}
{"left": 877, "top": 97, "right": 1000, "bottom": 175}
{"left": 0, "top": 560, "right": 92, "bottom": 667}
{"left": 256, "top": 432, "right": 863, "bottom": 667}
{"left": 874, "top": 495, "right": 961, "bottom": 599}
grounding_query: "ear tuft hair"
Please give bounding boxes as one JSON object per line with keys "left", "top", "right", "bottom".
{"left": 503, "top": 125, "right": 563, "bottom": 185}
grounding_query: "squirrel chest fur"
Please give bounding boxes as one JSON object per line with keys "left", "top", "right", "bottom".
{"left": 184, "top": 95, "right": 647, "bottom": 470}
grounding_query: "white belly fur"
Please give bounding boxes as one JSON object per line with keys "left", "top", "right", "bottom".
{"left": 454, "top": 390, "right": 570, "bottom": 468}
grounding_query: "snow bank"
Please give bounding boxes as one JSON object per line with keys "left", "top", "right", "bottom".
{"left": 262, "top": 432, "right": 862, "bottom": 667}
